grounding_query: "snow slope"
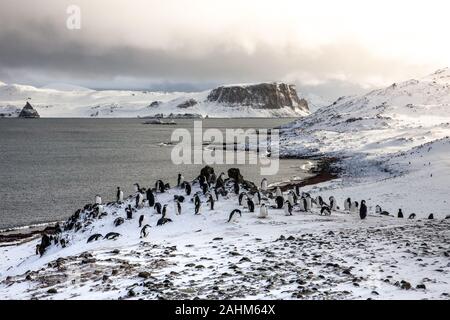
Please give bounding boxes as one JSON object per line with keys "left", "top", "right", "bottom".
{"left": 0, "top": 172, "right": 448, "bottom": 300}
{"left": 280, "top": 68, "right": 450, "bottom": 218}
{"left": 0, "top": 82, "right": 309, "bottom": 118}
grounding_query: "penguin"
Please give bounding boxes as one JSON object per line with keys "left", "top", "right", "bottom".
{"left": 305, "top": 195, "right": 312, "bottom": 211}
{"left": 344, "top": 198, "right": 351, "bottom": 211}
{"left": 408, "top": 213, "right": 416, "bottom": 219}
{"left": 95, "top": 195, "right": 102, "bottom": 205}
{"left": 216, "top": 172, "right": 225, "bottom": 189}
{"left": 174, "top": 199, "right": 182, "bottom": 215}
{"left": 398, "top": 209, "right": 404, "bottom": 218}
{"left": 227, "top": 209, "right": 242, "bottom": 223}
{"left": 261, "top": 178, "right": 268, "bottom": 191}
{"left": 284, "top": 201, "right": 293, "bottom": 216}
{"left": 298, "top": 197, "right": 306, "bottom": 211}
{"left": 156, "top": 180, "right": 165, "bottom": 193}
{"left": 156, "top": 211, "right": 172, "bottom": 226}
{"left": 139, "top": 214, "right": 145, "bottom": 227}
{"left": 375, "top": 205, "right": 382, "bottom": 214}
{"left": 185, "top": 182, "right": 192, "bottom": 196}
{"left": 135, "top": 192, "right": 144, "bottom": 208}
{"left": 321, "top": 206, "right": 331, "bottom": 216}
{"left": 162, "top": 204, "right": 168, "bottom": 216}
{"left": 359, "top": 200, "right": 367, "bottom": 220}
{"left": 275, "top": 187, "right": 282, "bottom": 197}
{"left": 247, "top": 198, "right": 255, "bottom": 213}
{"left": 140, "top": 224, "right": 151, "bottom": 238}
{"left": 116, "top": 187, "right": 123, "bottom": 202}
{"left": 234, "top": 182, "right": 240, "bottom": 195}
{"left": 87, "top": 234, "right": 103, "bottom": 243}
{"left": 133, "top": 183, "right": 140, "bottom": 193}
{"left": 275, "top": 195, "right": 284, "bottom": 209}
{"left": 213, "top": 187, "right": 220, "bottom": 201}
{"left": 258, "top": 203, "right": 268, "bottom": 218}
{"left": 194, "top": 195, "right": 201, "bottom": 215}
{"left": 287, "top": 192, "right": 295, "bottom": 206}
{"left": 114, "top": 217, "right": 124, "bottom": 227}
{"left": 199, "top": 175, "right": 207, "bottom": 188}
{"left": 125, "top": 205, "right": 133, "bottom": 220}
{"left": 209, "top": 172, "right": 217, "bottom": 185}
{"left": 104, "top": 232, "right": 121, "bottom": 240}
{"left": 177, "top": 173, "right": 184, "bottom": 188}
{"left": 146, "top": 189, "right": 155, "bottom": 207}
{"left": 238, "top": 192, "right": 247, "bottom": 206}
{"left": 329, "top": 196, "right": 337, "bottom": 211}
{"left": 350, "top": 201, "right": 358, "bottom": 213}
{"left": 154, "top": 202, "right": 162, "bottom": 214}
{"left": 428, "top": 213, "right": 434, "bottom": 220}
{"left": 206, "top": 194, "right": 215, "bottom": 210}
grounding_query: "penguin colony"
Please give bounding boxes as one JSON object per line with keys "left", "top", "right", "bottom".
{"left": 35, "top": 167, "right": 444, "bottom": 257}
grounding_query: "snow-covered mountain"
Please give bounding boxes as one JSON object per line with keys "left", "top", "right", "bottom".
{"left": 0, "top": 81, "right": 309, "bottom": 118}
{"left": 280, "top": 68, "right": 450, "bottom": 217}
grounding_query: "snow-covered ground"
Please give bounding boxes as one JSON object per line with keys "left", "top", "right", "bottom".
{"left": 0, "top": 175, "right": 448, "bottom": 300}
{"left": 0, "top": 82, "right": 309, "bottom": 118}
{"left": 280, "top": 68, "right": 450, "bottom": 218}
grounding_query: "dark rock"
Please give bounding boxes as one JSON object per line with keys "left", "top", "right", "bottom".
{"left": 19, "top": 102, "right": 40, "bottom": 118}
{"left": 200, "top": 166, "right": 215, "bottom": 180}
{"left": 47, "top": 288, "right": 57, "bottom": 294}
{"left": 206, "top": 83, "right": 308, "bottom": 111}
{"left": 176, "top": 99, "right": 197, "bottom": 109}
{"left": 416, "top": 284, "right": 426, "bottom": 289}
{"left": 400, "top": 281, "right": 412, "bottom": 290}
{"left": 138, "top": 272, "right": 151, "bottom": 279}
{"left": 228, "top": 168, "right": 244, "bottom": 182}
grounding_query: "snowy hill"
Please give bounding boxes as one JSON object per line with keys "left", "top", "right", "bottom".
{"left": 0, "top": 82, "right": 310, "bottom": 118}
{"left": 279, "top": 68, "right": 450, "bottom": 217}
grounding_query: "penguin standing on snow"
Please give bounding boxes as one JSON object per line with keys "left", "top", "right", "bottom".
{"left": 258, "top": 203, "right": 268, "bottom": 218}
{"left": 284, "top": 201, "right": 293, "bottom": 216}
{"left": 174, "top": 199, "right": 182, "bottom": 215}
{"left": 275, "top": 195, "right": 284, "bottom": 209}
{"left": 194, "top": 195, "right": 201, "bottom": 215}
{"left": 202, "top": 183, "right": 208, "bottom": 195}
{"left": 398, "top": 209, "right": 404, "bottom": 218}
{"left": 216, "top": 172, "right": 225, "bottom": 189}
{"left": 156, "top": 180, "right": 165, "bottom": 193}
{"left": 126, "top": 205, "right": 133, "bottom": 219}
{"left": 261, "top": 178, "right": 268, "bottom": 191}
{"left": 154, "top": 202, "right": 162, "bottom": 214}
{"left": 329, "top": 196, "right": 337, "bottom": 211}
{"left": 344, "top": 198, "right": 351, "bottom": 211}
{"left": 116, "top": 187, "right": 123, "bottom": 202}
{"left": 238, "top": 192, "right": 247, "bottom": 206}
{"left": 359, "top": 200, "right": 367, "bottom": 220}
{"left": 299, "top": 197, "right": 306, "bottom": 211}
{"left": 162, "top": 204, "right": 168, "bottom": 216}
{"left": 247, "top": 198, "right": 255, "bottom": 213}
{"left": 287, "top": 191, "right": 296, "bottom": 206}
{"left": 321, "top": 206, "right": 331, "bottom": 216}
{"left": 140, "top": 224, "right": 151, "bottom": 238}
{"left": 209, "top": 172, "right": 217, "bottom": 185}
{"left": 206, "top": 194, "right": 215, "bottom": 210}
{"left": 295, "top": 185, "right": 301, "bottom": 197}
{"left": 135, "top": 192, "right": 144, "bottom": 208}
{"left": 146, "top": 188, "right": 155, "bottom": 207}
{"left": 305, "top": 195, "right": 312, "bottom": 211}
{"left": 227, "top": 209, "right": 242, "bottom": 223}
{"left": 177, "top": 173, "right": 184, "bottom": 188}
{"left": 185, "top": 182, "right": 192, "bottom": 196}
{"left": 139, "top": 215, "right": 145, "bottom": 227}
{"left": 133, "top": 183, "right": 140, "bottom": 193}
{"left": 350, "top": 201, "right": 358, "bottom": 213}
{"left": 156, "top": 211, "right": 172, "bottom": 226}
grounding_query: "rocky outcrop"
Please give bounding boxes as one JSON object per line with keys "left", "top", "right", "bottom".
{"left": 18, "top": 102, "right": 40, "bottom": 118}
{"left": 207, "top": 83, "right": 309, "bottom": 111}
{"left": 176, "top": 99, "right": 198, "bottom": 109}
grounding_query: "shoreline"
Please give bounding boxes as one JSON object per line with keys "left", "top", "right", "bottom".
{"left": 0, "top": 158, "right": 340, "bottom": 246}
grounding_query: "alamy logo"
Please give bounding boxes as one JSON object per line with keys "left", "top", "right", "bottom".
{"left": 66, "top": 5, "right": 81, "bottom": 30}
{"left": 171, "top": 121, "right": 279, "bottom": 175}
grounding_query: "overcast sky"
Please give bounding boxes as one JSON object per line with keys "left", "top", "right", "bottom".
{"left": 0, "top": 0, "right": 449, "bottom": 99}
